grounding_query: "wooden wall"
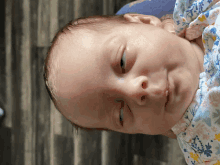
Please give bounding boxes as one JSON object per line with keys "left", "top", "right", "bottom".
{"left": 0, "top": 0, "right": 187, "bottom": 165}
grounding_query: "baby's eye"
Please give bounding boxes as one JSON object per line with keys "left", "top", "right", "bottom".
{"left": 120, "top": 51, "right": 126, "bottom": 70}
{"left": 119, "top": 107, "right": 124, "bottom": 126}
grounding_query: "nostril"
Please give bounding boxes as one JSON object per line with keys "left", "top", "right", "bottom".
{"left": 142, "top": 82, "right": 147, "bottom": 89}
{"left": 141, "top": 96, "right": 146, "bottom": 101}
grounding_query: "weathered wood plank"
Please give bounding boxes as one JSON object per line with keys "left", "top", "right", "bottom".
{"left": 31, "top": 46, "right": 37, "bottom": 165}
{"left": 37, "top": 0, "right": 50, "bottom": 47}
{"left": 34, "top": 47, "right": 51, "bottom": 165}
{"left": 73, "top": 0, "right": 82, "bottom": 19}
{"left": 115, "top": 0, "right": 133, "bottom": 14}
{"left": 118, "top": 133, "right": 134, "bottom": 165}
{"left": 158, "top": 136, "right": 187, "bottom": 165}
{"left": 53, "top": 115, "right": 73, "bottom": 165}
{"left": 86, "top": 0, "right": 103, "bottom": 16}
{"left": 101, "top": 131, "right": 122, "bottom": 165}
{"left": 50, "top": 0, "right": 59, "bottom": 42}
{"left": 146, "top": 158, "right": 168, "bottom": 165}
{"left": 169, "top": 139, "right": 187, "bottom": 165}
{"left": 74, "top": 129, "right": 101, "bottom": 165}
{"left": 103, "top": 0, "right": 115, "bottom": 15}
{"left": 30, "top": 0, "right": 38, "bottom": 165}
{"left": 54, "top": 135, "right": 73, "bottom": 165}
{"left": 5, "top": 0, "right": 12, "bottom": 129}
{"left": 73, "top": 0, "right": 103, "bottom": 19}
{"left": 0, "top": 46, "right": 6, "bottom": 108}
{"left": 59, "top": 0, "right": 74, "bottom": 29}
{"left": 36, "top": 2, "right": 51, "bottom": 165}
{"left": 0, "top": 0, "right": 6, "bottom": 108}
{"left": 133, "top": 155, "right": 146, "bottom": 165}
{"left": 11, "top": 0, "right": 27, "bottom": 164}
{"left": 30, "top": 0, "right": 38, "bottom": 47}
{"left": 49, "top": 1, "right": 58, "bottom": 165}
{"left": 0, "top": 127, "right": 12, "bottom": 165}
{"left": 20, "top": 0, "right": 32, "bottom": 164}
{"left": 133, "top": 134, "right": 155, "bottom": 159}
{"left": 0, "top": 0, "right": 5, "bottom": 46}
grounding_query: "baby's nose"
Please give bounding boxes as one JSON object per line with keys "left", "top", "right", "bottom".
{"left": 125, "top": 77, "right": 148, "bottom": 105}
{"left": 126, "top": 77, "right": 167, "bottom": 106}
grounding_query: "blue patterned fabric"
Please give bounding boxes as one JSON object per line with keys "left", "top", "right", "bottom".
{"left": 116, "top": 0, "right": 220, "bottom": 164}
{"left": 116, "top": 0, "right": 176, "bottom": 18}
{"left": 170, "top": 0, "right": 220, "bottom": 164}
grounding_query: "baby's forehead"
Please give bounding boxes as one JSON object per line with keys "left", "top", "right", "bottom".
{"left": 53, "top": 25, "right": 126, "bottom": 98}
{"left": 54, "top": 50, "right": 104, "bottom": 95}
{"left": 57, "top": 83, "right": 108, "bottom": 121}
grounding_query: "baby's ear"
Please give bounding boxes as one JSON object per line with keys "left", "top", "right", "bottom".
{"left": 123, "top": 13, "right": 145, "bottom": 23}
{"left": 123, "top": 13, "right": 162, "bottom": 27}
{"left": 161, "top": 19, "right": 176, "bottom": 35}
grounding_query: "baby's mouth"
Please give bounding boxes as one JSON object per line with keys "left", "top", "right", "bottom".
{"left": 165, "top": 79, "right": 169, "bottom": 107}
{"left": 165, "top": 90, "right": 169, "bottom": 107}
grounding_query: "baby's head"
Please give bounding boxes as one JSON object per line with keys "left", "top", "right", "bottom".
{"left": 43, "top": 13, "right": 202, "bottom": 137}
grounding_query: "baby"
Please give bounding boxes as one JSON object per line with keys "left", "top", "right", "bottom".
{"left": 43, "top": 13, "right": 204, "bottom": 140}
{"left": 44, "top": 0, "right": 220, "bottom": 163}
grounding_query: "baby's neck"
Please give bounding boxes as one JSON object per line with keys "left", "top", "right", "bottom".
{"left": 193, "top": 36, "right": 204, "bottom": 54}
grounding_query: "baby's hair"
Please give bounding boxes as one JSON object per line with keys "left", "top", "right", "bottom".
{"left": 43, "top": 13, "right": 135, "bottom": 134}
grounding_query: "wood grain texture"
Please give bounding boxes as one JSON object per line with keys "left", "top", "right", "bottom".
{"left": 37, "top": 0, "right": 50, "bottom": 46}
{"left": 38, "top": 47, "right": 52, "bottom": 165}
{"left": 5, "top": 0, "right": 12, "bottom": 129}
{"left": 21, "top": 0, "right": 32, "bottom": 164}
{"left": 59, "top": 0, "right": 74, "bottom": 29}
{"left": 2, "top": 0, "right": 187, "bottom": 165}
{"left": 49, "top": 1, "right": 60, "bottom": 165}
{"left": 101, "top": 131, "right": 122, "bottom": 165}
{"left": 103, "top": 0, "right": 115, "bottom": 15}
{"left": 74, "top": 129, "right": 102, "bottom": 165}
{"left": 11, "top": 0, "right": 26, "bottom": 164}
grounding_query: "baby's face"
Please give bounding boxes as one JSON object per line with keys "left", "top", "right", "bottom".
{"left": 54, "top": 14, "right": 202, "bottom": 135}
